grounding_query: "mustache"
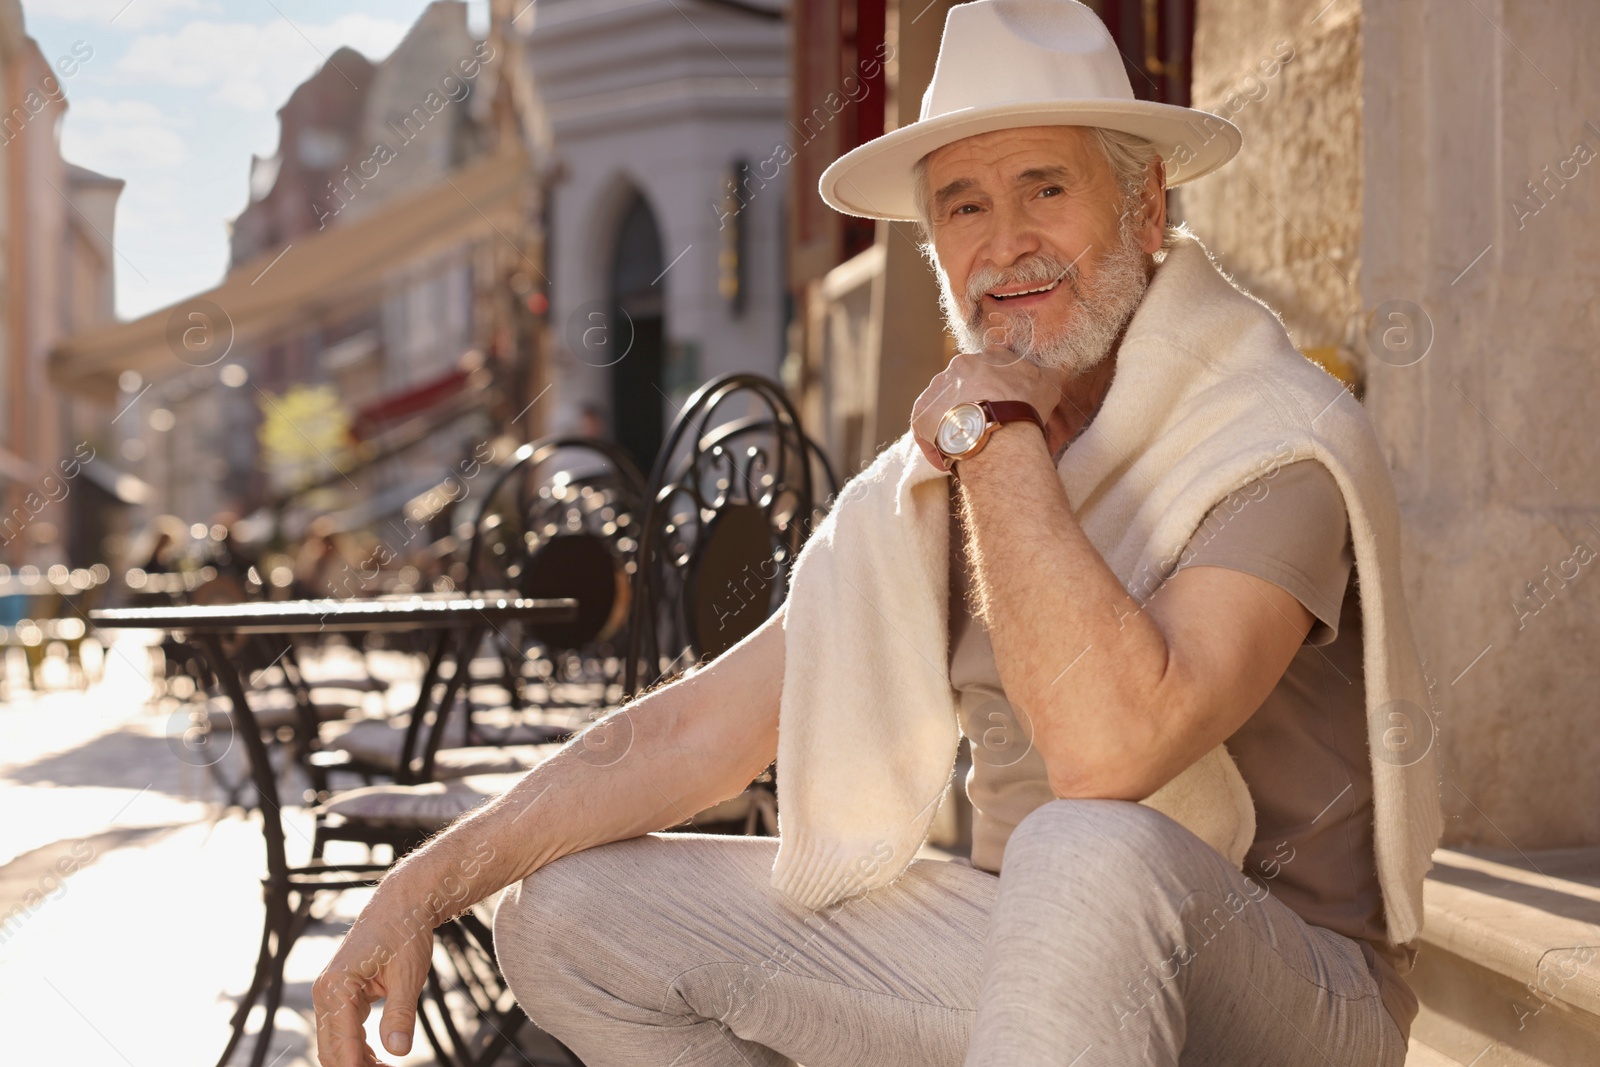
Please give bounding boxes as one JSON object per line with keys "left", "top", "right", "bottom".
{"left": 963, "top": 250, "right": 1086, "bottom": 309}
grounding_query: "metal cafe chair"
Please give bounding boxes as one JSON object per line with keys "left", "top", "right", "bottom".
{"left": 119, "top": 564, "right": 361, "bottom": 812}
{"left": 313, "top": 438, "right": 646, "bottom": 790}
{"left": 625, "top": 372, "right": 837, "bottom": 836}
{"left": 461, "top": 435, "right": 648, "bottom": 738}
{"left": 308, "top": 438, "right": 647, "bottom": 1067}
{"left": 84, "top": 597, "right": 576, "bottom": 1067}
{"left": 315, "top": 392, "right": 836, "bottom": 1065}
{"left": 317, "top": 390, "right": 835, "bottom": 1062}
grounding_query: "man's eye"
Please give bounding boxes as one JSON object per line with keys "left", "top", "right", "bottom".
{"left": 1039, "top": 185, "right": 1063, "bottom": 198}
{"left": 953, "top": 203, "right": 980, "bottom": 215}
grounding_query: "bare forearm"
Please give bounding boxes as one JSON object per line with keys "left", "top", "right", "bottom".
{"left": 955, "top": 425, "right": 1173, "bottom": 796}
{"left": 365, "top": 613, "right": 784, "bottom": 930}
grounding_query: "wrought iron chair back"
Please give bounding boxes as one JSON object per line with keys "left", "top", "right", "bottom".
{"left": 450, "top": 437, "right": 646, "bottom": 752}
{"left": 465, "top": 436, "right": 645, "bottom": 652}
{"left": 624, "top": 373, "right": 834, "bottom": 697}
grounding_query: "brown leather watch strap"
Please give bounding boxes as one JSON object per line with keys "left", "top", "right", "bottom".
{"left": 979, "top": 400, "right": 1046, "bottom": 433}
{"left": 945, "top": 399, "right": 1047, "bottom": 478}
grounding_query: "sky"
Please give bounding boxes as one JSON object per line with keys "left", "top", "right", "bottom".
{"left": 19, "top": 0, "right": 491, "bottom": 322}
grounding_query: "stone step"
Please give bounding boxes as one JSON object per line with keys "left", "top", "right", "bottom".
{"left": 1406, "top": 1038, "right": 1468, "bottom": 1066}
{"left": 1407, "top": 846, "right": 1600, "bottom": 1066}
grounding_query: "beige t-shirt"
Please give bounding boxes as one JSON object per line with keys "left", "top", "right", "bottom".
{"left": 948, "top": 459, "right": 1418, "bottom": 1041}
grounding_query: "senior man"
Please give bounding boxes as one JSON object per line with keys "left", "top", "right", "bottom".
{"left": 313, "top": 1, "right": 1440, "bottom": 1064}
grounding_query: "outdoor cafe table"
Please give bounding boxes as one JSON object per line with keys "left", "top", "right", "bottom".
{"left": 87, "top": 594, "right": 578, "bottom": 1067}
{"left": 89, "top": 592, "right": 580, "bottom": 787}
{"left": 89, "top": 592, "right": 578, "bottom": 635}
{"left": 89, "top": 591, "right": 574, "bottom": 828}
{"left": 89, "top": 591, "right": 580, "bottom": 799}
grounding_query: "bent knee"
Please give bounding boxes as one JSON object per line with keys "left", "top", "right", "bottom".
{"left": 493, "top": 848, "right": 615, "bottom": 1003}
{"left": 495, "top": 844, "right": 616, "bottom": 935}
{"left": 1006, "top": 799, "right": 1206, "bottom": 881}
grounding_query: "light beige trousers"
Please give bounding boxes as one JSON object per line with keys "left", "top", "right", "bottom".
{"left": 493, "top": 799, "right": 1407, "bottom": 1066}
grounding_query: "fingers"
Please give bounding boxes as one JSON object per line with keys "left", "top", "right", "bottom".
{"left": 914, "top": 436, "right": 947, "bottom": 472}
{"left": 920, "top": 369, "right": 960, "bottom": 412}
{"left": 376, "top": 946, "right": 431, "bottom": 1059}
{"left": 312, "top": 968, "right": 382, "bottom": 1067}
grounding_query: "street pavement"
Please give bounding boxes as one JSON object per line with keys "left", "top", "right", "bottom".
{"left": 0, "top": 634, "right": 560, "bottom": 1067}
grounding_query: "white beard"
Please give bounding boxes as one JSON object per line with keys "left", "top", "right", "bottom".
{"left": 934, "top": 218, "right": 1152, "bottom": 375}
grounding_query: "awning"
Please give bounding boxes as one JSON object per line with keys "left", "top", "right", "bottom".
{"left": 350, "top": 364, "right": 472, "bottom": 441}
{"left": 264, "top": 381, "right": 490, "bottom": 511}
{"left": 50, "top": 150, "right": 531, "bottom": 403}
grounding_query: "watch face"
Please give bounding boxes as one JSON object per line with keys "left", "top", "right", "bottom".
{"left": 937, "top": 402, "right": 987, "bottom": 456}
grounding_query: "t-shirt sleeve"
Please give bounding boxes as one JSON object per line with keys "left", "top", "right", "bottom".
{"left": 1174, "top": 459, "right": 1354, "bottom": 646}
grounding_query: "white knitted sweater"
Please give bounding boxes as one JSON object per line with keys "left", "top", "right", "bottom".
{"left": 772, "top": 233, "right": 1441, "bottom": 946}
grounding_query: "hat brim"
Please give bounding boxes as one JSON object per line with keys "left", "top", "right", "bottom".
{"left": 818, "top": 99, "right": 1241, "bottom": 222}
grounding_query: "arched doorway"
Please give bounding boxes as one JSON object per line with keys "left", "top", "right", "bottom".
{"left": 609, "top": 192, "right": 666, "bottom": 472}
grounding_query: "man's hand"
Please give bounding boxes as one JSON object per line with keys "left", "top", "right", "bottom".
{"left": 313, "top": 899, "right": 434, "bottom": 1066}
{"left": 910, "top": 348, "right": 1073, "bottom": 469}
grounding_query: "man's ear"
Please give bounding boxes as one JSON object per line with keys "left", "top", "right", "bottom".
{"left": 1137, "top": 159, "right": 1168, "bottom": 254}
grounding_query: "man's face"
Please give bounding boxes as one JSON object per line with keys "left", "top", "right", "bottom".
{"left": 922, "top": 125, "right": 1157, "bottom": 374}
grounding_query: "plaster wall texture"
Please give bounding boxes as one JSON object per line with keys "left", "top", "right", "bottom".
{"left": 1361, "top": 0, "right": 1600, "bottom": 849}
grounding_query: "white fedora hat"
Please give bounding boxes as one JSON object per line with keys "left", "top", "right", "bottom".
{"left": 818, "top": 0, "right": 1241, "bottom": 221}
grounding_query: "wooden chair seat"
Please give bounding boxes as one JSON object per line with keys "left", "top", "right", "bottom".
{"left": 318, "top": 765, "right": 771, "bottom": 835}
{"left": 318, "top": 715, "right": 470, "bottom": 771}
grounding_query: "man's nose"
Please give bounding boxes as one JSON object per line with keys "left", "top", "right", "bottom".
{"left": 979, "top": 199, "right": 1044, "bottom": 269}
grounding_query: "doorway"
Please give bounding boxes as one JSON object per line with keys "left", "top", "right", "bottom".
{"left": 608, "top": 192, "right": 667, "bottom": 472}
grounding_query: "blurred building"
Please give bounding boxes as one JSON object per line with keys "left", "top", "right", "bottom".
{"left": 54, "top": 1, "right": 520, "bottom": 562}
{"left": 52, "top": 0, "right": 796, "bottom": 548}
{"left": 149, "top": 2, "right": 495, "bottom": 535}
{"left": 0, "top": 0, "right": 130, "bottom": 568}
{"left": 525, "top": 0, "right": 790, "bottom": 470}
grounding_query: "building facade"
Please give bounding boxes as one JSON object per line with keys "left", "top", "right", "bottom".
{"left": 119, "top": 1, "right": 497, "bottom": 537}
{"left": 0, "top": 0, "right": 123, "bottom": 567}
{"left": 525, "top": 0, "right": 790, "bottom": 469}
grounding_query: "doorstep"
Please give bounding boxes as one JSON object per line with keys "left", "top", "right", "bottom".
{"left": 1405, "top": 846, "right": 1600, "bottom": 1066}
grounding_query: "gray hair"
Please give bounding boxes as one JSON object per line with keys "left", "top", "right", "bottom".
{"left": 911, "top": 126, "right": 1177, "bottom": 249}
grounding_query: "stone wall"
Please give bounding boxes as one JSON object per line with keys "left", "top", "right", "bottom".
{"left": 1183, "top": 0, "right": 1363, "bottom": 379}
{"left": 1192, "top": 0, "right": 1600, "bottom": 850}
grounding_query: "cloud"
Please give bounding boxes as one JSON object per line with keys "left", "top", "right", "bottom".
{"left": 115, "top": 15, "right": 413, "bottom": 111}
{"left": 69, "top": 97, "right": 173, "bottom": 124}
{"left": 34, "top": 0, "right": 219, "bottom": 31}
{"left": 60, "top": 98, "right": 188, "bottom": 169}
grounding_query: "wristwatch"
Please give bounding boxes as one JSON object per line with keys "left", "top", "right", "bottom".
{"left": 933, "top": 399, "right": 1046, "bottom": 473}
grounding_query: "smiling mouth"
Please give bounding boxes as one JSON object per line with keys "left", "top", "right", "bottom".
{"left": 987, "top": 272, "right": 1068, "bottom": 301}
